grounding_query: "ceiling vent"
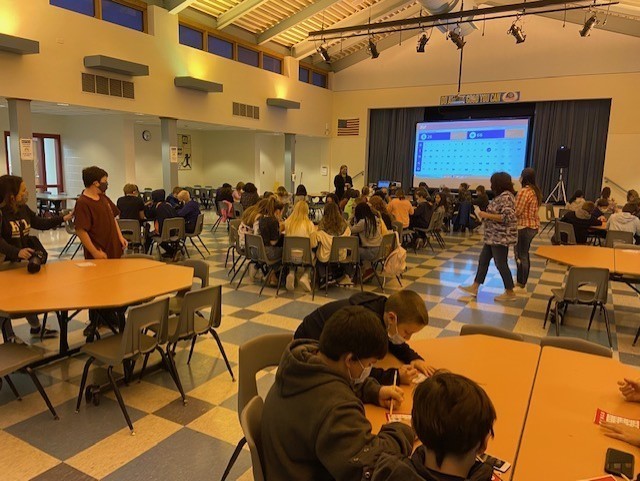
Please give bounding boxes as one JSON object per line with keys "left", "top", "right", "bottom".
{"left": 233, "top": 102, "right": 259, "bottom": 120}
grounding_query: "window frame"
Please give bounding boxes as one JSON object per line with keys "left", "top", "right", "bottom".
{"left": 50, "top": 0, "right": 147, "bottom": 32}
{"left": 178, "top": 23, "right": 205, "bottom": 50}
{"left": 299, "top": 62, "right": 329, "bottom": 89}
{"left": 4, "top": 132, "right": 65, "bottom": 193}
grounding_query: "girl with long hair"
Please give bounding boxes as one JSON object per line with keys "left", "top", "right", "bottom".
{"left": 314, "top": 202, "right": 352, "bottom": 285}
{"left": 351, "top": 202, "right": 383, "bottom": 263}
{"left": 514, "top": 168, "right": 542, "bottom": 289}
{"left": 369, "top": 195, "right": 394, "bottom": 230}
{"left": 284, "top": 200, "right": 317, "bottom": 291}
{"left": 567, "top": 189, "right": 585, "bottom": 211}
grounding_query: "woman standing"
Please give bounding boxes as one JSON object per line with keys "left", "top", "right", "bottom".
{"left": 514, "top": 168, "right": 542, "bottom": 290}
{"left": 459, "top": 172, "right": 518, "bottom": 302}
{"left": 333, "top": 165, "right": 352, "bottom": 200}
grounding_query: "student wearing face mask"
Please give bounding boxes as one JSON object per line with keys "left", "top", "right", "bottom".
{"left": 294, "top": 289, "right": 435, "bottom": 385}
{"left": 0, "top": 175, "right": 73, "bottom": 342}
{"left": 262, "top": 306, "right": 414, "bottom": 481}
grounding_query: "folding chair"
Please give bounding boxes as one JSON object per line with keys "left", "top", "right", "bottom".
{"left": 553, "top": 220, "right": 577, "bottom": 245}
{"left": 150, "top": 217, "right": 186, "bottom": 261}
{"left": 118, "top": 219, "right": 144, "bottom": 254}
{"left": 322, "top": 235, "right": 363, "bottom": 296}
{"left": 540, "top": 203, "right": 557, "bottom": 236}
{"left": 276, "top": 236, "right": 316, "bottom": 300}
{"left": 605, "top": 230, "right": 634, "bottom": 248}
{"left": 236, "top": 234, "right": 281, "bottom": 296}
{"left": 185, "top": 213, "right": 210, "bottom": 258}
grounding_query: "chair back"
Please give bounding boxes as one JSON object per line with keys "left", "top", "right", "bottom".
{"left": 233, "top": 202, "right": 244, "bottom": 219}
{"left": 180, "top": 259, "right": 210, "bottom": 288}
{"left": 282, "top": 237, "right": 313, "bottom": 266}
{"left": 460, "top": 324, "right": 524, "bottom": 342}
{"left": 238, "top": 333, "right": 292, "bottom": 419}
{"left": 605, "top": 230, "right": 634, "bottom": 248}
{"left": 191, "top": 213, "right": 205, "bottom": 236}
{"left": 559, "top": 208, "right": 570, "bottom": 218}
{"left": 229, "top": 219, "right": 241, "bottom": 244}
{"left": 127, "top": 297, "right": 169, "bottom": 357}
{"left": 215, "top": 201, "right": 226, "bottom": 217}
{"left": 374, "top": 233, "right": 397, "bottom": 262}
{"left": 544, "top": 204, "right": 556, "bottom": 221}
{"left": 540, "top": 336, "right": 612, "bottom": 358}
{"left": 169, "top": 285, "right": 220, "bottom": 343}
{"left": 245, "top": 234, "right": 269, "bottom": 264}
{"left": 432, "top": 209, "right": 445, "bottom": 231}
{"left": 562, "top": 267, "right": 609, "bottom": 304}
{"left": 118, "top": 219, "right": 142, "bottom": 245}
{"left": 554, "top": 220, "right": 577, "bottom": 245}
{"left": 328, "top": 235, "right": 359, "bottom": 264}
{"left": 391, "top": 221, "right": 403, "bottom": 237}
{"left": 142, "top": 190, "right": 153, "bottom": 203}
{"left": 159, "top": 217, "right": 185, "bottom": 243}
{"left": 240, "top": 396, "right": 266, "bottom": 481}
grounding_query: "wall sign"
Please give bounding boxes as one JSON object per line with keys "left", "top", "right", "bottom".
{"left": 440, "top": 91, "right": 520, "bottom": 106}
{"left": 177, "top": 134, "right": 192, "bottom": 170}
{"left": 19, "top": 138, "right": 34, "bottom": 161}
{"left": 170, "top": 146, "right": 178, "bottom": 164}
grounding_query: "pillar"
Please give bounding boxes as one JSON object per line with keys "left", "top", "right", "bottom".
{"left": 7, "top": 99, "right": 36, "bottom": 211}
{"left": 160, "top": 117, "right": 178, "bottom": 194}
{"left": 284, "top": 133, "right": 296, "bottom": 194}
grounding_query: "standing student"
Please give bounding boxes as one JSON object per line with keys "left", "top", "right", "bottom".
{"left": 0, "top": 175, "right": 73, "bottom": 341}
{"left": 334, "top": 164, "right": 353, "bottom": 200}
{"left": 295, "top": 290, "right": 434, "bottom": 385}
{"left": 373, "top": 372, "right": 497, "bottom": 481}
{"left": 116, "top": 183, "right": 145, "bottom": 222}
{"left": 459, "top": 172, "right": 518, "bottom": 302}
{"left": 74, "top": 166, "right": 127, "bottom": 260}
{"left": 262, "top": 306, "right": 414, "bottom": 481}
{"left": 284, "top": 199, "right": 317, "bottom": 292}
{"left": 515, "top": 168, "right": 542, "bottom": 289}
{"left": 387, "top": 189, "right": 414, "bottom": 228}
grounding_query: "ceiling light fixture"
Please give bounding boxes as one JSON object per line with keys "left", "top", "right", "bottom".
{"left": 416, "top": 32, "right": 429, "bottom": 52}
{"left": 507, "top": 20, "right": 526, "bottom": 43}
{"left": 367, "top": 38, "right": 379, "bottom": 58}
{"left": 448, "top": 30, "right": 465, "bottom": 49}
{"left": 579, "top": 13, "right": 598, "bottom": 36}
{"left": 317, "top": 45, "right": 331, "bottom": 62}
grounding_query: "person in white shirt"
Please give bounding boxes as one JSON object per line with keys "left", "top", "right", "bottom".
{"left": 606, "top": 203, "right": 640, "bottom": 236}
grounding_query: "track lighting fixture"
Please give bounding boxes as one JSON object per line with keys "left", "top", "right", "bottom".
{"left": 507, "top": 22, "right": 526, "bottom": 43}
{"left": 416, "top": 32, "right": 429, "bottom": 53}
{"left": 448, "top": 30, "right": 465, "bottom": 49}
{"left": 367, "top": 38, "right": 379, "bottom": 58}
{"left": 317, "top": 45, "right": 331, "bottom": 62}
{"left": 579, "top": 13, "right": 598, "bottom": 37}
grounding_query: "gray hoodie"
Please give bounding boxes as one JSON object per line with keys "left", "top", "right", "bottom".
{"left": 607, "top": 212, "right": 640, "bottom": 236}
{"left": 261, "top": 340, "right": 415, "bottom": 481}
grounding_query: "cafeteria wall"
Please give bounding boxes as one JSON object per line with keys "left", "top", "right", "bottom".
{"left": 330, "top": 15, "right": 640, "bottom": 195}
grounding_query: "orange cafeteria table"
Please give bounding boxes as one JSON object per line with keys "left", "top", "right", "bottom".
{"left": 366, "top": 335, "right": 541, "bottom": 480}
{"left": 513, "top": 346, "right": 640, "bottom": 480}
{"left": 535, "top": 245, "right": 640, "bottom": 277}
{"left": 0, "top": 259, "right": 193, "bottom": 354}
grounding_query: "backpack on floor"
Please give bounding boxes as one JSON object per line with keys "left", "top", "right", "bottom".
{"left": 383, "top": 232, "right": 406, "bottom": 277}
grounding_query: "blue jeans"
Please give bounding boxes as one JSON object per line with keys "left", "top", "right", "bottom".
{"left": 474, "top": 244, "right": 514, "bottom": 290}
{"left": 516, "top": 228, "right": 537, "bottom": 286}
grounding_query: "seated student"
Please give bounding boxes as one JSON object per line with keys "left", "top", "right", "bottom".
{"left": 607, "top": 202, "right": 640, "bottom": 236}
{"left": 410, "top": 188, "right": 434, "bottom": 230}
{"left": 351, "top": 202, "right": 384, "bottom": 263}
{"left": 387, "top": 189, "right": 414, "bottom": 228}
{"left": 325, "top": 192, "right": 340, "bottom": 206}
{"left": 373, "top": 372, "right": 497, "bottom": 481}
{"left": 117, "top": 183, "right": 145, "bottom": 223}
{"left": 566, "top": 189, "right": 585, "bottom": 211}
{"left": 262, "top": 306, "right": 414, "bottom": 481}
{"left": 602, "top": 377, "right": 640, "bottom": 447}
{"left": 232, "top": 182, "right": 244, "bottom": 202}
{"left": 284, "top": 199, "right": 317, "bottom": 292}
{"left": 256, "top": 198, "right": 284, "bottom": 285}
{"left": 166, "top": 186, "right": 182, "bottom": 208}
{"left": 473, "top": 185, "right": 490, "bottom": 211}
{"left": 176, "top": 190, "right": 200, "bottom": 233}
{"left": 314, "top": 202, "right": 352, "bottom": 285}
{"left": 561, "top": 201, "right": 603, "bottom": 244}
{"left": 370, "top": 195, "right": 394, "bottom": 230}
{"left": 295, "top": 290, "right": 434, "bottom": 385}
{"left": 594, "top": 198, "right": 610, "bottom": 218}
{"left": 145, "top": 189, "right": 179, "bottom": 256}
{"left": 361, "top": 186, "right": 371, "bottom": 202}
{"left": 599, "top": 186, "right": 616, "bottom": 214}
{"left": 216, "top": 183, "right": 234, "bottom": 205}
{"left": 294, "top": 184, "right": 308, "bottom": 204}
{"left": 240, "top": 182, "right": 260, "bottom": 209}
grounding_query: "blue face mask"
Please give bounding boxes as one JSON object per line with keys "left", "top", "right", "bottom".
{"left": 349, "top": 359, "right": 372, "bottom": 385}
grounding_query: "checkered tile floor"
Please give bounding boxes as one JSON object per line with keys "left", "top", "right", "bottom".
{"left": 3, "top": 212, "right": 640, "bottom": 480}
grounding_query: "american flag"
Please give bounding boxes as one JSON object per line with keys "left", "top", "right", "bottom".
{"left": 337, "top": 118, "right": 360, "bottom": 136}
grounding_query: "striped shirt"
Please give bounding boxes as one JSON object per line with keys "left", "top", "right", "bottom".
{"left": 515, "top": 187, "right": 541, "bottom": 230}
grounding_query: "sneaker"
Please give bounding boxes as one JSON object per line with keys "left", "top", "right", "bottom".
{"left": 513, "top": 285, "right": 527, "bottom": 294}
{"left": 299, "top": 273, "right": 312, "bottom": 292}
{"left": 494, "top": 292, "right": 518, "bottom": 303}
{"left": 6, "top": 335, "right": 25, "bottom": 345}
{"left": 337, "top": 274, "right": 353, "bottom": 286}
{"left": 458, "top": 285, "right": 478, "bottom": 297}
{"left": 30, "top": 326, "right": 58, "bottom": 338}
{"left": 286, "top": 271, "right": 296, "bottom": 291}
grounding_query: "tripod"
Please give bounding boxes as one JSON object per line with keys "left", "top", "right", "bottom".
{"left": 546, "top": 168, "right": 567, "bottom": 204}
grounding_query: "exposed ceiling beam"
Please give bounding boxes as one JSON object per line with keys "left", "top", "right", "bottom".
{"left": 164, "top": 0, "right": 199, "bottom": 14}
{"left": 292, "top": 0, "right": 413, "bottom": 59}
{"left": 216, "top": 0, "right": 272, "bottom": 29}
{"left": 256, "top": 0, "right": 340, "bottom": 45}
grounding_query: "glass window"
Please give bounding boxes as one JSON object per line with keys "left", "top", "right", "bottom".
{"left": 237, "top": 46, "right": 259, "bottom": 67}
{"left": 50, "top": 0, "right": 95, "bottom": 16}
{"left": 299, "top": 66, "right": 310, "bottom": 83}
{"left": 102, "top": 0, "right": 145, "bottom": 32}
{"left": 208, "top": 36, "right": 233, "bottom": 59}
{"left": 312, "top": 71, "right": 327, "bottom": 88}
{"left": 179, "top": 25, "right": 204, "bottom": 50}
{"left": 262, "top": 54, "right": 282, "bottom": 74}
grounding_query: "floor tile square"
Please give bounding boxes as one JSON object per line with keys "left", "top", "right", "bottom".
{"left": 30, "top": 463, "right": 98, "bottom": 481}
{"left": 220, "top": 320, "right": 291, "bottom": 346}
{"left": 153, "top": 396, "right": 216, "bottom": 426}
{"left": 270, "top": 300, "right": 323, "bottom": 320}
{"left": 0, "top": 431, "right": 59, "bottom": 481}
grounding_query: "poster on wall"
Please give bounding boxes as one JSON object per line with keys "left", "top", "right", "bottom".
{"left": 177, "top": 134, "right": 192, "bottom": 170}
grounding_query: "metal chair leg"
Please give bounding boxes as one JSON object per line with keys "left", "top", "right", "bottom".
{"left": 71, "top": 242, "right": 82, "bottom": 260}
{"left": 211, "top": 329, "right": 235, "bottom": 381}
{"left": 139, "top": 352, "right": 151, "bottom": 383}
{"left": 76, "top": 356, "right": 95, "bottom": 412}
{"left": 229, "top": 258, "right": 246, "bottom": 283}
{"left": 554, "top": 302, "right": 560, "bottom": 337}
{"left": 259, "top": 266, "right": 274, "bottom": 296}
{"left": 189, "top": 237, "right": 205, "bottom": 259}
{"left": 197, "top": 235, "right": 210, "bottom": 254}
{"left": 543, "top": 297, "right": 554, "bottom": 328}
{"left": 187, "top": 336, "right": 197, "bottom": 364}
{"left": 107, "top": 366, "right": 134, "bottom": 433}
{"left": 158, "top": 347, "right": 186, "bottom": 404}
{"left": 235, "top": 261, "right": 252, "bottom": 290}
{"left": 220, "top": 437, "right": 247, "bottom": 481}
{"left": 4, "top": 375, "right": 21, "bottom": 400}
{"left": 25, "top": 367, "right": 58, "bottom": 420}
{"left": 166, "top": 348, "right": 187, "bottom": 404}
{"left": 602, "top": 305, "right": 613, "bottom": 348}
{"left": 587, "top": 305, "right": 597, "bottom": 331}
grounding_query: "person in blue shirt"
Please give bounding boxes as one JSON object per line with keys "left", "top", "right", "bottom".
{"left": 177, "top": 190, "right": 201, "bottom": 233}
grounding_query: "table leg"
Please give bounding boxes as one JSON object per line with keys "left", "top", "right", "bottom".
{"left": 56, "top": 311, "right": 70, "bottom": 353}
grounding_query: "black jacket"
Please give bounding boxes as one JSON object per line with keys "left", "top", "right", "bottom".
{"left": 295, "top": 292, "right": 423, "bottom": 385}
{"left": 411, "top": 202, "right": 434, "bottom": 230}
{"left": 561, "top": 211, "right": 602, "bottom": 244}
{"left": 334, "top": 174, "right": 353, "bottom": 200}
{"left": 0, "top": 205, "right": 63, "bottom": 261}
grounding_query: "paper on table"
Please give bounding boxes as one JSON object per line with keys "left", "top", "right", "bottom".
{"left": 412, "top": 373, "right": 428, "bottom": 384}
{"left": 577, "top": 476, "right": 617, "bottom": 481}
{"left": 594, "top": 408, "right": 640, "bottom": 428}
{"left": 386, "top": 413, "right": 412, "bottom": 426}
{"left": 75, "top": 262, "right": 97, "bottom": 268}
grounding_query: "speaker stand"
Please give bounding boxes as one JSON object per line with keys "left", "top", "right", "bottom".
{"left": 545, "top": 168, "right": 567, "bottom": 204}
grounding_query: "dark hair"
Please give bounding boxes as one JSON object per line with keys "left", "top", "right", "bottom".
{"left": 296, "top": 184, "right": 307, "bottom": 196}
{"left": 236, "top": 182, "right": 245, "bottom": 191}
{"left": 596, "top": 198, "right": 609, "bottom": 208}
{"left": 395, "top": 188, "right": 406, "bottom": 200}
{"left": 319, "top": 306, "right": 388, "bottom": 361}
{"left": 346, "top": 188, "right": 359, "bottom": 200}
{"left": 243, "top": 182, "right": 257, "bottom": 194}
{"left": 622, "top": 203, "right": 637, "bottom": 213}
{"left": 82, "top": 166, "right": 108, "bottom": 188}
{"left": 601, "top": 187, "right": 611, "bottom": 200}
{"left": 415, "top": 188, "right": 428, "bottom": 199}
{"left": 222, "top": 183, "right": 232, "bottom": 189}
{"left": 0, "top": 175, "right": 23, "bottom": 212}
{"left": 385, "top": 290, "right": 429, "bottom": 326}
{"left": 326, "top": 193, "right": 340, "bottom": 204}
{"left": 627, "top": 190, "right": 639, "bottom": 202}
{"left": 361, "top": 186, "right": 370, "bottom": 197}
{"left": 520, "top": 168, "right": 542, "bottom": 206}
{"left": 354, "top": 202, "right": 378, "bottom": 238}
{"left": 412, "top": 371, "right": 496, "bottom": 468}
{"left": 581, "top": 201, "right": 596, "bottom": 214}
{"left": 418, "top": 182, "right": 428, "bottom": 189}
{"left": 263, "top": 191, "right": 273, "bottom": 199}
{"left": 490, "top": 172, "right": 515, "bottom": 196}
{"left": 459, "top": 182, "right": 469, "bottom": 191}
{"left": 476, "top": 185, "right": 486, "bottom": 195}
{"left": 151, "top": 189, "right": 166, "bottom": 203}
{"left": 434, "top": 192, "right": 446, "bottom": 208}
{"left": 568, "top": 189, "right": 584, "bottom": 204}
